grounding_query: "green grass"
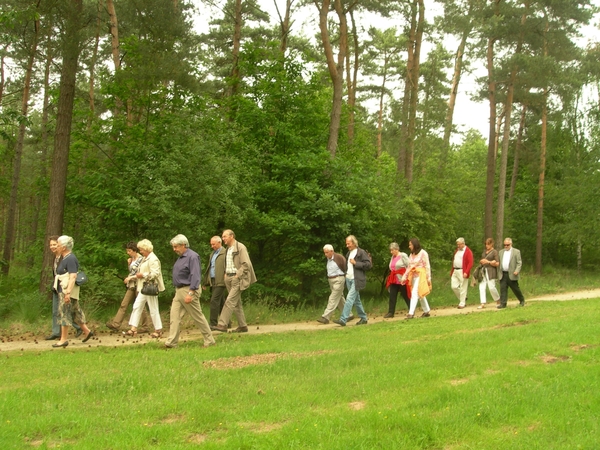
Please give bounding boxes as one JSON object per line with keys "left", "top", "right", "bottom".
{"left": 1, "top": 299, "right": 599, "bottom": 449}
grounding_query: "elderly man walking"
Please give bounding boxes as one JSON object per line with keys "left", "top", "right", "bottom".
{"left": 164, "top": 234, "right": 215, "bottom": 349}
{"left": 202, "top": 236, "right": 227, "bottom": 327}
{"left": 451, "top": 237, "right": 473, "bottom": 309}
{"left": 317, "top": 244, "right": 354, "bottom": 324}
{"left": 211, "top": 229, "right": 257, "bottom": 334}
{"left": 497, "top": 237, "right": 525, "bottom": 309}
{"left": 334, "top": 235, "right": 372, "bottom": 327}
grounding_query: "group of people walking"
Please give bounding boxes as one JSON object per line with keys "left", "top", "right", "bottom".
{"left": 319, "top": 235, "right": 525, "bottom": 325}
{"left": 47, "top": 230, "right": 257, "bottom": 348}
{"left": 46, "top": 231, "right": 526, "bottom": 347}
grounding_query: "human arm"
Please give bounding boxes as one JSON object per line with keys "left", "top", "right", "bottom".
{"left": 514, "top": 250, "right": 522, "bottom": 276}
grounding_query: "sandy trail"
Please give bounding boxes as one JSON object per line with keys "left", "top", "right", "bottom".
{"left": 2, "top": 289, "right": 598, "bottom": 354}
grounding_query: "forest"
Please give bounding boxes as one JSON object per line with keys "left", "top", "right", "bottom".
{"left": 1, "top": 0, "right": 599, "bottom": 307}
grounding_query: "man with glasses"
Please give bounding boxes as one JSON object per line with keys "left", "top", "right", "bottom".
{"left": 497, "top": 237, "right": 525, "bottom": 309}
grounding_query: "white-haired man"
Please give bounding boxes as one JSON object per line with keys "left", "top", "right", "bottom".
{"left": 497, "top": 237, "right": 525, "bottom": 309}
{"left": 451, "top": 237, "right": 473, "bottom": 309}
{"left": 317, "top": 244, "right": 354, "bottom": 324}
{"left": 165, "top": 234, "right": 215, "bottom": 348}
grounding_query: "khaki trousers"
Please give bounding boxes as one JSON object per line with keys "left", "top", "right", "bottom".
{"left": 165, "top": 287, "right": 214, "bottom": 347}
{"left": 219, "top": 275, "right": 247, "bottom": 328}
{"left": 322, "top": 276, "right": 345, "bottom": 320}
{"left": 107, "top": 288, "right": 152, "bottom": 330}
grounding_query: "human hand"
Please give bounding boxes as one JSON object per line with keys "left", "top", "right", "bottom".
{"left": 184, "top": 295, "right": 193, "bottom": 304}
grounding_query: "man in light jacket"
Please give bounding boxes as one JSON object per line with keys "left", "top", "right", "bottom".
{"left": 497, "top": 237, "right": 525, "bottom": 309}
{"left": 211, "top": 230, "right": 257, "bottom": 333}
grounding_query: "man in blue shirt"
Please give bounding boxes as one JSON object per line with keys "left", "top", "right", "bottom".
{"left": 164, "top": 234, "right": 215, "bottom": 348}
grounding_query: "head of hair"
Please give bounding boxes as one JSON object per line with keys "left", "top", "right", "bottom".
{"left": 211, "top": 236, "right": 222, "bottom": 244}
{"left": 389, "top": 242, "right": 399, "bottom": 251}
{"left": 346, "top": 235, "right": 358, "bottom": 247}
{"left": 137, "top": 239, "right": 153, "bottom": 253}
{"left": 456, "top": 237, "right": 466, "bottom": 245}
{"left": 323, "top": 244, "right": 334, "bottom": 252}
{"left": 57, "top": 235, "right": 74, "bottom": 251}
{"left": 409, "top": 238, "right": 422, "bottom": 254}
{"left": 126, "top": 241, "right": 139, "bottom": 252}
{"left": 170, "top": 234, "right": 189, "bottom": 248}
{"left": 504, "top": 237, "right": 513, "bottom": 245}
{"left": 48, "top": 235, "right": 59, "bottom": 243}
{"left": 485, "top": 238, "right": 494, "bottom": 246}
{"left": 223, "top": 229, "right": 235, "bottom": 239}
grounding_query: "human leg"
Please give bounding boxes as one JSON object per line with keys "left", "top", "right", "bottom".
{"left": 209, "top": 285, "right": 227, "bottom": 327}
{"left": 51, "top": 291, "right": 61, "bottom": 336}
{"left": 107, "top": 288, "right": 136, "bottom": 329}
{"left": 487, "top": 278, "right": 500, "bottom": 302}
{"left": 451, "top": 271, "right": 463, "bottom": 304}
{"left": 338, "top": 279, "right": 358, "bottom": 323}
{"left": 499, "top": 274, "right": 509, "bottom": 307}
{"left": 145, "top": 295, "right": 162, "bottom": 331}
{"left": 183, "top": 291, "right": 215, "bottom": 345}
{"left": 508, "top": 278, "right": 525, "bottom": 305}
{"left": 408, "top": 275, "right": 420, "bottom": 316}
{"left": 323, "top": 277, "right": 345, "bottom": 320}
{"left": 164, "top": 288, "right": 185, "bottom": 347}
{"left": 219, "top": 277, "right": 246, "bottom": 328}
{"left": 387, "top": 284, "right": 399, "bottom": 315}
{"left": 399, "top": 284, "right": 411, "bottom": 309}
{"left": 129, "top": 292, "right": 148, "bottom": 330}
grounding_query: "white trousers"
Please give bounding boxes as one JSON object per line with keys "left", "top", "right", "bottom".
{"left": 409, "top": 275, "right": 431, "bottom": 315}
{"left": 130, "top": 292, "right": 162, "bottom": 330}
{"left": 478, "top": 270, "right": 500, "bottom": 304}
{"left": 451, "top": 270, "right": 469, "bottom": 306}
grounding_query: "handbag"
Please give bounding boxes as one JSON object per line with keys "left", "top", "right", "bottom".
{"left": 75, "top": 271, "right": 88, "bottom": 286}
{"left": 141, "top": 280, "right": 159, "bottom": 296}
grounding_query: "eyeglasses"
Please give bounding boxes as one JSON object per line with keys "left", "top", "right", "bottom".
{"left": 504, "top": 244, "right": 510, "bottom": 247}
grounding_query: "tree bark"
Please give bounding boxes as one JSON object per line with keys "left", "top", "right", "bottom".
{"left": 495, "top": 6, "right": 527, "bottom": 247}
{"left": 274, "top": 0, "right": 294, "bottom": 53}
{"left": 405, "top": 0, "right": 424, "bottom": 183}
{"left": 509, "top": 104, "right": 526, "bottom": 199}
{"left": 484, "top": 35, "right": 497, "bottom": 241}
{"left": 346, "top": 9, "right": 359, "bottom": 147}
{"left": 315, "top": 0, "right": 348, "bottom": 158}
{"left": 230, "top": 0, "right": 243, "bottom": 98}
{"left": 88, "top": 0, "right": 102, "bottom": 130}
{"left": 2, "top": 17, "right": 39, "bottom": 275}
{"left": 442, "top": 2, "right": 473, "bottom": 163}
{"left": 40, "top": 0, "right": 83, "bottom": 292}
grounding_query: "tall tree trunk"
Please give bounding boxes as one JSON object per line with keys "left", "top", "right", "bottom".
{"left": 88, "top": 0, "right": 102, "bottom": 131}
{"left": 40, "top": 0, "right": 83, "bottom": 292}
{"left": 346, "top": 9, "right": 359, "bottom": 147}
{"left": 2, "top": 18, "right": 39, "bottom": 275}
{"left": 495, "top": 6, "right": 527, "bottom": 247}
{"left": 405, "top": 0, "right": 424, "bottom": 184}
{"left": 509, "top": 104, "right": 527, "bottom": 199}
{"left": 274, "top": 0, "right": 294, "bottom": 53}
{"left": 484, "top": 35, "right": 497, "bottom": 241}
{"left": 442, "top": 3, "right": 473, "bottom": 165}
{"left": 106, "top": 0, "right": 122, "bottom": 120}
{"left": 0, "top": 45, "right": 7, "bottom": 103}
{"left": 376, "top": 54, "right": 389, "bottom": 158}
{"left": 230, "top": 0, "right": 243, "bottom": 98}
{"left": 315, "top": 0, "right": 348, "bottom": 158}
{"left": 535, "top": 21, "right": 549, "bottom": 275}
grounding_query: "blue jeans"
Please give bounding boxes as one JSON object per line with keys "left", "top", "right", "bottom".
{"left": 339, "top": 278, "right": 367, "bottom": 323}
{"left": 52, "top": 291, "right": 81, "bottom": 335}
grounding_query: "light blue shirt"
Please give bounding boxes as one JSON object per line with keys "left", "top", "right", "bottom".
{"left": 327, "top": 257, "right": 344, "bottom": 277}
{"left": 210, "top": 247, "right": 222, "bottom": 278}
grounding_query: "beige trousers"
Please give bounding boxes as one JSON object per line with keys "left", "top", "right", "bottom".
{"left": 165, "top": 287, "right": 215, "bottom": 347}
{"left": 219, "top": 275, "right": 247, "bottom": 328}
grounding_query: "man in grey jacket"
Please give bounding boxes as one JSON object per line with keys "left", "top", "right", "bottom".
{"left": 497, "top": 237, "right": 525, "bottom": 309}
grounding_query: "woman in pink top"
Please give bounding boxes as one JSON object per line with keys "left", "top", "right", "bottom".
{"left": 402, "top": 238, "right": 432, "bottom": 319}
{"left": 384, "top": 242, "right": 410, "bottom": 318}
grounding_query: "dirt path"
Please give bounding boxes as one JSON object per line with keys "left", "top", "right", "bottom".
{"left": 2, "top": 289, "right": 599, "bottom": 354}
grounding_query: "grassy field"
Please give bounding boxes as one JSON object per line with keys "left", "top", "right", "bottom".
{"left": 1, "top": 298, "right": 599, "bottom": 449}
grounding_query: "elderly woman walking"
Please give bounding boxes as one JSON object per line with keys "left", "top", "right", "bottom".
{"left": 124, "top": 239, "right": 165, "bottom": 338}
{"left": 402, "top": 238, "right": 432, "bottom": 319}
{"left": 384, "top": 242, "right": 410, "bottom": 318}
{"left": 52, "top": 235, "right": 93, "bottom": 348}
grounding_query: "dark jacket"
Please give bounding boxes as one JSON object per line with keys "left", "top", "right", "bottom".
{"left": 346, "top": 247, "right": 372, "bottom": 291}
{"left": 202, "top": 246, "right": 226, "bottom": 288}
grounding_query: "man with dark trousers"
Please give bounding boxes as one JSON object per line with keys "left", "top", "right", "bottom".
{"left": 202, "top": 236, "right": 227, "bottom": 327}
{"left": 497, "top": 237, "right": 525, "bottom": 309}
